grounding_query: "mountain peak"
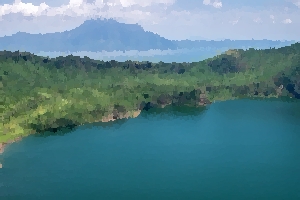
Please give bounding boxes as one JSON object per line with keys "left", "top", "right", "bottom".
{"left": 0, "top": 18, "right": 176, "bottom": 52}
{"left": 75, "top": 18, "right": 144, "bottom": 32}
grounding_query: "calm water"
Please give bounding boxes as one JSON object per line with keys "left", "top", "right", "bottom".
{"left": 36, "top": 48, "right": 227, "bottom": 63}
{"left": 1, "top": 99, "right": 300, "bottom": 200}
{"left": 35, "top": 41, "right": 291, "bottom": 63}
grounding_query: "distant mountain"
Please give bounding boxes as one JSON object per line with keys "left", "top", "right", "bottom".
{"left": 0, "top": 19, "right": 177, "bottom": 52}
{"left": 0, "top": 18, "right": 296, "bottom": 53}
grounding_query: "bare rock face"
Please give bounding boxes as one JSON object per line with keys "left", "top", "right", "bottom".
{"left": 101, "top": 113, "right": 116, "bottom": 122}
{"left": 0, "top": 143, "right": 5, "bottom": 154}
{"left": 276, "top": 85, "right": 284, "bottom": 96}
{"left": 100, "top": 110, "right": 142, "bottom": 122}
{"left": 199, "top": 93, "right": 210, "bottom": 106}
{"left": 0, "top": 137, "right": 23, "bottom": 154}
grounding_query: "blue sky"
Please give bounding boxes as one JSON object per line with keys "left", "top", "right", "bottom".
{"left": 0, "top": 0, "right": 299, "bottom": 41}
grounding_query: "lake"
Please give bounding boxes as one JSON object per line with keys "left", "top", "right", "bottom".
{"left": 35, "top": 48, "right": 229, "bottom": 63}
{"left": 34, "top": 41, "right": 293, "bottom": 63}
{"left": 0, "top": 98, "right": 300, "bottom": 200}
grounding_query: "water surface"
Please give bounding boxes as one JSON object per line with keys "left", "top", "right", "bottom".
{"left": 1, "top": 99, "right": 300, "bottom": 200}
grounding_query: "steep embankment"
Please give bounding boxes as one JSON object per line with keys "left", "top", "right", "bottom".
{"left": 1, "top": 43, "right": 300, "bottom": 153}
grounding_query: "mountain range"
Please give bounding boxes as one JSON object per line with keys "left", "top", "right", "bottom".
{"left": 0, "top": 18, "right": 296, "bottom": 53}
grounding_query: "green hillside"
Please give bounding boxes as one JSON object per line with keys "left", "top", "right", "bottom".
{"left": 1, "top": 43, "right": 300, "bottom": 143}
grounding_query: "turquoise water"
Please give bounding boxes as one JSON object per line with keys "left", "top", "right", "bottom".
{"left": 1, "top": 99, "right": 300, "bottom": 200}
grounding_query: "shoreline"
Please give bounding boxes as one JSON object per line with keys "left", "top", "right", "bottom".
{"left": 0, "top": 94, "right": 287, "bottom": 156}
{"left": 0, "top": 94, "right": 284, "bottom": 155}
{"left": 0, "top": 94, "right": 276, "bottom": 155}
{"left": 0, "top": 136, "right": 23, "bottom": 155}
{"left": 0, "top": 109, "right": 142, "bottom": 155}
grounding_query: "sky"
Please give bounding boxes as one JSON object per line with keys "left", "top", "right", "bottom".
{"left": 0, "top": 0, "right": 299, "bottom": 41}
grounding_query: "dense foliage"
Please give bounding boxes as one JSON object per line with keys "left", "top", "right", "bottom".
{"left": 1, "top": 43, "right": 300, "bottom": 143}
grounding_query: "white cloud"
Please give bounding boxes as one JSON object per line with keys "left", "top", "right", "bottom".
{"left": 212, "top": 1, "right": 222, "bottom": 8}
{"left": 292, "top": 0, "right": 300, "bottom": 8}
{"left": 203, "top": 0, "right": 210, "bottom": 5}
{"left": 119, "top": 0, "right": 175, "bottom": 7}
{"left": 282, "top": 18, "right": 292, "bottom": 23}
{"left": 269, "top": 14, "right": 275, "bottom": 23}
{"left": 202, "top": 0, "right": 222, "bottom": 8}
{"left": 0, "top": 0, "right": 175, "bottom": 17}
{"left": 253, "top": 17, "right": 262, "bottom": 23}
{"left": 69, "top": 0, "right": 84, "bottom": 7}
{"left": 229, "top": 19, "right": 238, "bottom": 25}
{"left": 0, "top": 1, "right": 49, "bottom": 17}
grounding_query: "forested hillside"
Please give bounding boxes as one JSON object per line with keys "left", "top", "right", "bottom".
{"left": 1, "top": 43, "right": 300, "bottom": 144}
